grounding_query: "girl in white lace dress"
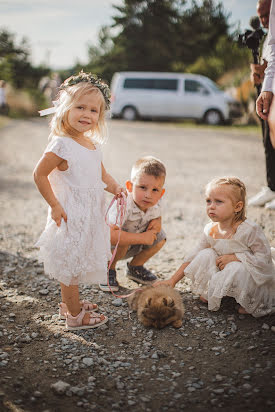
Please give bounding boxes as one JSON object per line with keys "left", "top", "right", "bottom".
{"left": 34, "top": 72, "right": 125, "bottom": 330}
{"left": 157, "top": 177, "right": 275, "bottom": 317}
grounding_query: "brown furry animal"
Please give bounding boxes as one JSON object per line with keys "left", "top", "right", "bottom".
{"left": 128, "top": 285, "right": 185, "bottom": 329}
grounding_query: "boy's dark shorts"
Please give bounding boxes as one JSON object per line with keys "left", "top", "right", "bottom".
{"left": 122, "top": 229, "right": 166, "bottom": 260}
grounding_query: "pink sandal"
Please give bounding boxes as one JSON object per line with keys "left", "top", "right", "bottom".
{"left": 59, "top": 300, "right": 98, "bottom": 320}
{"left": 65, "top": 308, "right": 108, "bottom": 330}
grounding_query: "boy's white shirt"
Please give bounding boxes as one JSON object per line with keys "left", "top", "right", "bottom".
{"left": 108, "top": 192, "right": 162, "bottom": 233}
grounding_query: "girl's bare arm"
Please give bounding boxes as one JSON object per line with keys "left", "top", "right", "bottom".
{"left": 33, "top": 152, "right": 67, "bottom": 226}
{"left": 154, "top": 261, "right": 190, "bottom": 287}
{"left": 101, "top": 163, "right": 125, "bottom": 196}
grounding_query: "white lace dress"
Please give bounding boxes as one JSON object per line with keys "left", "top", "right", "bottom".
{"left": 35, "top": 136, "right": 111, "bottom": 286}
{"left": 184, "top": 220, "right": 275, "bottom": 317}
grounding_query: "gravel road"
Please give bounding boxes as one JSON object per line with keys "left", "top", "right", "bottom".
{"left": 0, "top": 118, "right": 274, "bottom": 412}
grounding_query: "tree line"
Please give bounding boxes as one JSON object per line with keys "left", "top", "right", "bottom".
{"left": 0, "top": 0, "right": 251, "bottom": 91}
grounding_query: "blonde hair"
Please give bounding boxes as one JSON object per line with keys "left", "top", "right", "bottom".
{"left": 131, "top": 156, "right": 166, "bottom": 183}
{"left": 49, "top": 82, "right": 108, "bottom": 143}
{"left": 205, "top": 176, "right": 247, "bottom": 222}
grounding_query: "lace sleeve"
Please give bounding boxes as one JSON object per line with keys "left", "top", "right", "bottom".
{"left": 235, "top": 223, "right": 275, "bottom": 286}
{"left": 183, "top": 232, "right": 211, "bottom": 263}
{"left": 44, "top": 137, "right": 69, "bottom": 162}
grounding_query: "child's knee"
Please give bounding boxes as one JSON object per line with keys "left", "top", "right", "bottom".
{"left": 198, "top": 248, "right": 217, "bottom": 260}
{"left": 225, "top": 261, "right": 243, "bottom": 271}
{"left": 158, "top": 238, "right": 166, "bottom": 247}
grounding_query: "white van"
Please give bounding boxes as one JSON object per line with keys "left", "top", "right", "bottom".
{"left": 110, "top": 71, "right": 242, "bottom": 125}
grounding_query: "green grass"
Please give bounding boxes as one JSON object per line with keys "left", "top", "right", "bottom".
{"left": 170, "top": 121, "right": 261, "bottom": 134}
{"left": 0, "top": 115, "right": 11, "bottom": 128}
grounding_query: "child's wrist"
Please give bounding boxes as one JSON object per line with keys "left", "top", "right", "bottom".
{"left": 50, "top": 201, "right": 60, "bottom": 208}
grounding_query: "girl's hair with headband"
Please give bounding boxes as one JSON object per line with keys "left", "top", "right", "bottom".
{"left": 49, "top": 72, "right": 110, "bottom": 144}
{"left": 206, "top": 176, "right": 247, "bottom": 222}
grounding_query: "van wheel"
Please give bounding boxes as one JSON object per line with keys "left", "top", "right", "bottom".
{"left": 122, "top": 106, "right": 138, "bottom": 121}
{"left": 203, "top": 109, "right": 223, "bottom": 125}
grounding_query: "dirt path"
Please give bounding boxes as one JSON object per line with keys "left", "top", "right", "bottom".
{"left": 0, "top": 118, "right": 274, "bottom": 412}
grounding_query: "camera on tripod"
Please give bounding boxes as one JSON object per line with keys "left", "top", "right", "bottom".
{"left": 238, "top": 16, "right": 265, "bottom": 60}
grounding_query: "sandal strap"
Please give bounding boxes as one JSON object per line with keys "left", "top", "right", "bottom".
{"left": 60, "top": 301, "right": 98, "bottom": 317}
{"left": 81, "top": 300, "right": 98, "bottom": 310}
{"left": 88, "top": 313, "right": 106, "bottom": 326}
{"left": 66, "top": 307, "right": 86, "bottom": 326}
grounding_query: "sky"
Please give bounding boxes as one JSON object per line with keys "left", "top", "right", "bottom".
{"left": 1, "top": 0, "right": 258, "bottom": 70}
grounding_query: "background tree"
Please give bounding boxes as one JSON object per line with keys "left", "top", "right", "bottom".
{"left": 0, "top": 28, "right": 49, "bottom": 89}
{"left": 77, "top": 0, "right": 249, "bottom": 84}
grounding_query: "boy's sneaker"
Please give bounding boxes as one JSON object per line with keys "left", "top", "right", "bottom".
{"left": 126, "top": 262, "right": 157, "bottom": 284}
{"left": 99, "top": 269, "right": 119, "bottom": 292}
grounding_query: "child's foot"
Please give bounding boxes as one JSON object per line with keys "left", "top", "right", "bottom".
{"left": 99, "top": 269, "right": 119, "bottom": 292}
{"left": 59, "top": 300, "right": 98, "bottom": 320}
{"left": 238, "top": 306, "right": 249, "bottom": 315}
{"left": 199, "top": 296, "right": 208, "bottom": 303}
{"left": 126, "top": 262, "right": 157, "bottom": 284}
{"left": 65, "top": 308, "right": 108, "bottom": 330}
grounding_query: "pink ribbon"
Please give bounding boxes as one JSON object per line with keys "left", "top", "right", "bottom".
{"left": 105, "top": 193, "right": 141, "bottom": 298}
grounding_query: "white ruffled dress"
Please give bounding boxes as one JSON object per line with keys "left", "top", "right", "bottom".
{"left": 35, "top": 136, "right": 111, "bottom": 286}
{"left": 184, "top": 220, "right": 275, "bottom": 317}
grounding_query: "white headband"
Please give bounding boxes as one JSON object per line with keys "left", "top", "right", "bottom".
{"left": 39, "top": 100, "right": 59, "bottom": 116}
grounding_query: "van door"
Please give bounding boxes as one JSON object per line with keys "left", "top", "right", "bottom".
{"left": 122, "top": 78, "right": 155, "bottom": 116}
{"left": 149, "top": 78, "right": 179, "bottom": 117}
{"left": 179, "top": 79, "right": 211, "bottom": 119}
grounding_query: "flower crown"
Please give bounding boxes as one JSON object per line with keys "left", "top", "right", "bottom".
{"left": 60, "top": 71, "right": 111, "bottom": 109}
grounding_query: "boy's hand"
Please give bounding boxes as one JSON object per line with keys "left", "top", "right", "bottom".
{"left": 216, "top": 254, "right": 239, "bottom": 270}
{"left": 51, "top": 204, "right": 67, "bottom": 227}
{"left": 147, "top": 218, "right": 161, "bottom": 233}
{"left": 142, "top": 229, "right": 157, "bottom": 245}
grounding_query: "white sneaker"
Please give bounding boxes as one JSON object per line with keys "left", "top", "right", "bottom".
{"left": 248, "top": 187, "right": 275, "bottom": 207}
{"left": 265, "top": 198, "right": 275, "bottom": 210}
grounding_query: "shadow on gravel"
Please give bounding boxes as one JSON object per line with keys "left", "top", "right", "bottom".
{"left": 0, "top": 178, "right": 35, "bottom": 194}
{"left": 0, "top": 250, "right": 275, "bottom": 412}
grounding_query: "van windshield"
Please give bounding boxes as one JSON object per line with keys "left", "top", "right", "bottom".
{"left": 203, "top": 78, "right": 222, "bottom": 93}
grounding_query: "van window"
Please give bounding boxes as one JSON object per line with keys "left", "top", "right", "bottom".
{"left": 124, "top": 78, "right": 178, "bottom": 90}
{"left": 185, "top": 79, "right": 208, "bottom": 94}
{"left": 124, "top": 78, "right": 154, "bottom": 89}
{"left": 154, "top": 79, "right": 178, "bottom": 90}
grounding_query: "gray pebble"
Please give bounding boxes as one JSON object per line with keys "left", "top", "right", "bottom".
{"left": 51, "top": 380, "right": 71, "bottom": 395}
{"left": 112, "top": 298, "right": 123, "bottom": 307}
{"left": 39, "top": 289, "right": 49, "bottom": 296}
{"left": 82, "top": 358, "right": 93, "bottom": 367}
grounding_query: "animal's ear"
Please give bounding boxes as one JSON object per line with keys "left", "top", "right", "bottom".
{"left": 163, "top": 297, "right": 174, "bottom": 307}
{"left": 145, "top": 297, "right": 152, "bottom": 307}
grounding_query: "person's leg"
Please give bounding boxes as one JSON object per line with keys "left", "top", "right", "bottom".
{"left": 130, "top": 238, "right": 166, "bottom": 266}
{"left": 263, "top": 121, "right": 275, "bottom": 209}
{"left": 248, "top": 120, "right": 275, "bottom": 207}
{"left": 126, "top": 232, "right": 166, "bottom": 284}
{"left": 60, "top": 283, "right": 106, "bottom": 325}
{"left": 110, "top": 244, "right": 129, "bottom": 270}
{"left": 263, "top": 121, "right": 275, "bottom": 191}
{"left": 99, "top": 245, "right": 129, "bottom": 291}
{"left": 60, "top": 283, "right": 81, "bottom": 317}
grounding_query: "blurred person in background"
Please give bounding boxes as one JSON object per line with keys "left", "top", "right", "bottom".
{"left": 249, "top": 0, "right": 275, "bottom": 210}
{"left": 0, "top": 80, "right": 9, "bottom": 115}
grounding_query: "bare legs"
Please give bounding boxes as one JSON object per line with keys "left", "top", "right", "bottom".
{"left": 110, "top": 245, "right": 129, "bottom": 270}
{"left": 60, "top": 283, "right": 105, "bottom": 324}
{"left": 130, "top": 239, "right": 166, "bottom": 266}
{"left": 60, "top": 283, "right": 81, "bottom": 316}
{"left": 110, "top": 239, "right": 166, "bottom": 270}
